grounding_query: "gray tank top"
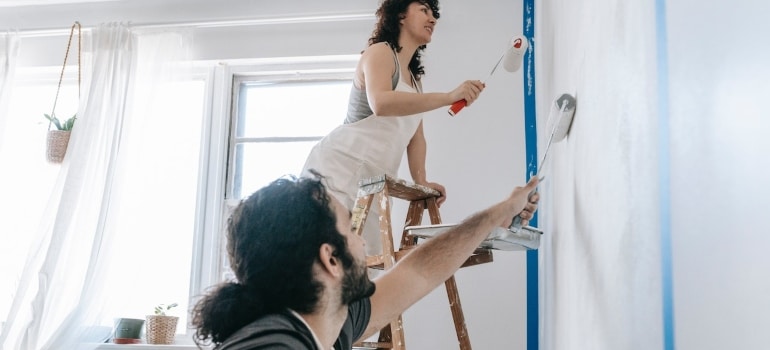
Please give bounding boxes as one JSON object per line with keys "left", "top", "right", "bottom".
{"left": 344, "top": 45, "right": 402, "bottom": 124}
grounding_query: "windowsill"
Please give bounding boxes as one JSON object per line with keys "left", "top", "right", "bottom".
{"left": 93, "top": 344, "right": 207, "bottom": 350}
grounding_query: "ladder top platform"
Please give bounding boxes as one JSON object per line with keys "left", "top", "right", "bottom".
{"left": 357, "top": 174, "right": 440, "bottom": 201}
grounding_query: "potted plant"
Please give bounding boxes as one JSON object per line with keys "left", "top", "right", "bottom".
{"left": 112, "top": 317, "right": 145, "bottom": 344}
{"left": 44, "top": 113, "right": 77, "bottom": 164}
{"left": 145, "top": 303, "right": 179, "bottom": 345}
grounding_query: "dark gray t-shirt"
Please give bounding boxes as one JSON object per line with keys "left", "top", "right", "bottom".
{"left": 216, "top": 298, "right": 371, "bottom": 350}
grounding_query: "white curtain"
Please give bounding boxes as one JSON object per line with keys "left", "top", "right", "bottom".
{"left": 0, "top": 23, "right": 192, "bottom": 350}
{"left": 0, "top": 31, "right": 20, "bottom": 152}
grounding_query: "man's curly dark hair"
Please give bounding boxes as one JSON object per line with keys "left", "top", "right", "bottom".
{"left": 191, "top": 175, "right": 354, "bottom": 347}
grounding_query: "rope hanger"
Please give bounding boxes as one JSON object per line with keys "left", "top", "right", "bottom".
{"left": 48, "top": 21, "right": 81, "bottom": 130}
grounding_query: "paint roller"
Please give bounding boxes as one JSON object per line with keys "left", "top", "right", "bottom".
{"left": 509, "top": 93, "right": 577, "bottom": 232}
{"left": 447, "top": 35, "right": 529, "bottom": 116}
{"left": 403, "top": 95, "right": 574, "bottom": 250}
{"left": 533, "top": 93, "right": 576, "bottom": 178}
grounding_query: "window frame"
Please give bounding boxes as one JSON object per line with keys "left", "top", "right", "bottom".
{"left": 190, "top": 56, "right": 357, "bottom": 317}
{"left": 227, "top": 73, "right": 353, "bottom": 201}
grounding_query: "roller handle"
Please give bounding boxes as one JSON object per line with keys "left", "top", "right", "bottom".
{"left": 447, "top": 99, "right": 467, "bottom": 116}
{"left": 510, "top": 215, "right": 524, "bottom": 231}
{"left": 508, "top": 183, "right": 542, "bottom": 231}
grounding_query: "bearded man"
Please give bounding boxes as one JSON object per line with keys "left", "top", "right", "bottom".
{"left": 192, "top": 173, "right": 539, "bottom": 350}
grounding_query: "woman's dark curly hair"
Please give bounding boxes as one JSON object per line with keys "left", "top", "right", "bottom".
{"left": 368, "top": 0, "right": 440, "bottom": 81}
{"left": 191, "top": 175, "right": 354, "bottom": 347}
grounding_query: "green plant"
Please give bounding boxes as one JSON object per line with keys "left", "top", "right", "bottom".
{"left": 153, "top": 303, "right": 178, "bottom": 316}
{"left": 44, "top": 113, "right": 77, "bottom": 131}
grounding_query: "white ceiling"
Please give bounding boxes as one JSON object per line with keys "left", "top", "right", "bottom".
{"left": 0, "top": 0, "right": 121, "bottom": 7}
{"left": 1, "top": 0, "right": 379, "bottom": 34}
{"left": 0, "top": 0, "right": 123, "bottom": 7}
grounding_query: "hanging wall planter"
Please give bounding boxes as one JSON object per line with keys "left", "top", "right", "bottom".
{"left": 46, "top": 129, "right": 72, "bottom": 163}
{"left": 45, "top": 21, "right": 81, "bottom": 164}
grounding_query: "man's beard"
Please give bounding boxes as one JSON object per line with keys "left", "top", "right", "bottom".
{"left": 340, "top": 257, "right": 376, "bottom": 304}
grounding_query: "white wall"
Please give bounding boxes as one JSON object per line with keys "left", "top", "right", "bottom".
{"left": 668, "top": 0, "right": 770, "bottom": 349}
{"left": 537, "top": 0, "right": 770, "bottom": 349}
{"left": 4, "top": 1, "right": 533, "bottom": 349}
{"left": 537, "top": 0, "right": 663, "bottom": 348}
{"left": 399, "top": 3, "right": 530, "bottom": 349}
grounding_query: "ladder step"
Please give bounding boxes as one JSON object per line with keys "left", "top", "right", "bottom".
{"left": 366, "top": 247, "right": 493, "bottom": 270}
{"left": 358, "top": 174, "right": 440, "bottom": 202}
{"left": 462, "top": 249, "right": 494, "bottom": 267}
{"left": 354, "top": 341, "right": 393, "bottom": 349}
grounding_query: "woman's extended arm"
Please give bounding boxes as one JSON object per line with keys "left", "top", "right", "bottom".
{"left": 360, "top": 43, "right": 484, "bottom": 117}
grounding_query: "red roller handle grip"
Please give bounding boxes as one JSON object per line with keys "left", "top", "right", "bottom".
{"left": 448, "top": 99, "right": 467, "bottom": 116}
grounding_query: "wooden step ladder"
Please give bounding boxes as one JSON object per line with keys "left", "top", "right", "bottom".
{"left": 350, "top": 174, "right": 494, "bottom": 350}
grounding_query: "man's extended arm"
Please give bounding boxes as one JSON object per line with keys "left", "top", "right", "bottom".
{"left": 361, "top": 177, "right": 540, "bottom": 339}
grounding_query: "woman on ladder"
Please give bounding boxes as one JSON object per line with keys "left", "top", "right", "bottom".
{"left": 302, "top": 0, "right": 485, "bottom": 255}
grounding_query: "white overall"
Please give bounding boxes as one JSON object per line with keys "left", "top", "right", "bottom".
{"left": 302, "top": 74, "right": 422, "bottom": 255}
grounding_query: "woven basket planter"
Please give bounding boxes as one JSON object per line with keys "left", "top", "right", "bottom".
{"left": 145, "top": 315, "right": 178, "bottom": 345}
{"left": 46, "top": 130, "right": 71, "bottom": 164}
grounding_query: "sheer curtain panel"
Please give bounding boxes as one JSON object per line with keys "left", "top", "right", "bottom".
{"left": 0, "top": 23, "right": 194, "bottom": 350}
{"left": 0, "top": 31, "right": 19, "bottom": 151}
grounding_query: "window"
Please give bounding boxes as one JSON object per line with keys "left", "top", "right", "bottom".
{"left": 0, "top": 57, "right": 356, "bottom": 344}
{"left": 0, "top": 70, "right": 206, "bottom": 339}
{"left": 99, "top": 79, "right": 206, "bottom": 333}
{"left": 227, "top": 76, "right": 352, "bottom": 200}
{"left": 216, "top": 67, "right": 355, "bottom": 281}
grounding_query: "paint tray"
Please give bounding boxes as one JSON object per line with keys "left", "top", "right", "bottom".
{"left": 405, "top": 224, "right": 543, "bottom": 251}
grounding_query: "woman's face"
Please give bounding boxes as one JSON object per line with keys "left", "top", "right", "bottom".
{"left": 400, "top": 2, "right": 437, "bottom": 45}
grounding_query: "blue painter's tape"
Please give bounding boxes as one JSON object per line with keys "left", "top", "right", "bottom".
{"left": 655, "top": 0, "right": 675, "bottom": 349}
{"left": 523, "top": 0, "right": 538, "bottom": 349}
